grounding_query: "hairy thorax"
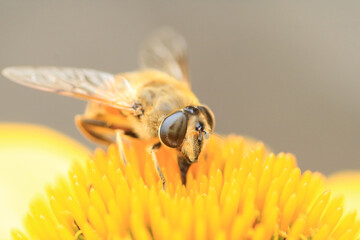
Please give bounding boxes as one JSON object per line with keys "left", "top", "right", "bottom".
{"left": 123, "top": 70, "right": 199, "bottom": 140}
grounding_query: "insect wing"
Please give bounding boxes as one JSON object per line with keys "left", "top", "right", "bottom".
{"left": 2, "top": 66, "right": 136, "bottom": 112}
{"left": 139, "top": 27, "right": 190, "bottom": 86}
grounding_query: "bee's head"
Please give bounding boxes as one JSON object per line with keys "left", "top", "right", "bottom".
{"left": 159, "top": 105, "right": 215, "bottom": 163}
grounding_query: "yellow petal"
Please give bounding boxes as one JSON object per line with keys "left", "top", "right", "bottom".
{"left": 0, "top": 123, "right": 90, "bottom": 239}
{"left": 326, "top": 171, "right": 360, "bottom": 214}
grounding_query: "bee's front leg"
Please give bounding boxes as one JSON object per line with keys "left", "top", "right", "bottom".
{"left": 115, "top": 130, "right": 128, "bottom": 166}
{"left": 150, "top": 142, "right": 166, "bottom": 189}
{"left": 177, "top": 155, "right": 191, "bottom": 185}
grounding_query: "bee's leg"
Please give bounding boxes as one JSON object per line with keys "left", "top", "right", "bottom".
{"left": 177, "top": 155, "right": 191, "bottom": 185}
{"left": 75, "top": 115, "right": 113, "bottom": 145}
{"left": 115, "top": 130, "right": 128, "bottom": 166}
{"left": 150, "top": 142, "right": 166, "bottom": 189}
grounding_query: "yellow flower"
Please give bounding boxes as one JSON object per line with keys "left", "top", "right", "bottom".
{"left": 0, "top": 123, "right": 90, "bottom": 239}
{"left": 2, "top": 124, "right": 360, "bottom": 240}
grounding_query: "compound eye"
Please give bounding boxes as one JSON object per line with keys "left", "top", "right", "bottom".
{"left": 198, "top": 105, "right": 215, "bottom": 131}
{"left": 159, "top": 111, "right": 188, "bottom": 148}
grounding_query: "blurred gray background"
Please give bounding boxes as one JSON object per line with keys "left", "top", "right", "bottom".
{"left": 1, "top": 1, "right": 359, "bottom": 175}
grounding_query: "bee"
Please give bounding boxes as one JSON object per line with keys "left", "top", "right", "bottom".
{"left": 2, "top": 28, "right": 215, "bottom": 187}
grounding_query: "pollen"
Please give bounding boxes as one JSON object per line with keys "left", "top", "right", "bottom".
{"left": 11, "top": 136, "right": 360, "bottom": 240}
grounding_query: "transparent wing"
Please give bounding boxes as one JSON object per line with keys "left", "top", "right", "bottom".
{"left": 2, "top": 66, "right": 136, "bottom": 112}
{"left": 139, "top": 27, "right": 190, "bottom": 86}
